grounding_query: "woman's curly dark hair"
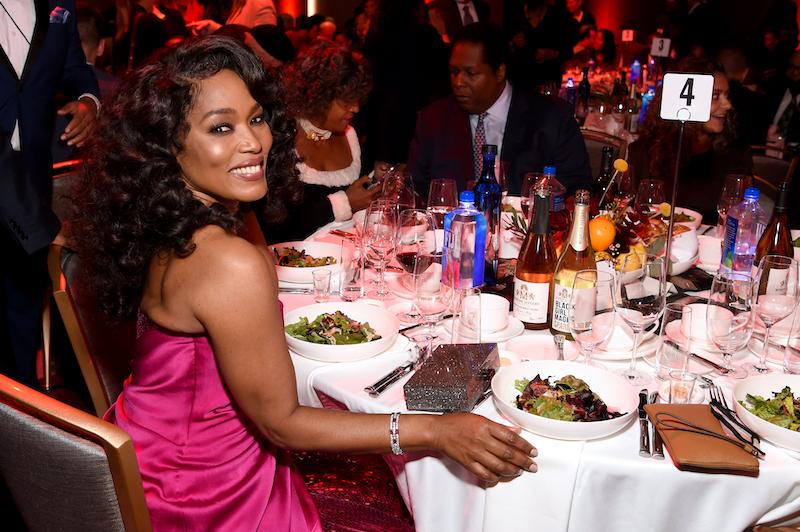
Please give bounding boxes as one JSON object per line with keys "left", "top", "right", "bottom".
{"left": 637, "top": 56, "right": 737, "bottom": 181}
{"left": 71, "top": 36, "right": 299, "bottom": 319}
{"left": 282, "top": 40, "right": 372, "bottom": 121}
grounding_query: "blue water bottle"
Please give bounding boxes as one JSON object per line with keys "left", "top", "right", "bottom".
{"left": 720, "top": 187, "right": 768, "bottom": 275}
{"left": 441, "top": 191, "right": 487, "bottom": 288}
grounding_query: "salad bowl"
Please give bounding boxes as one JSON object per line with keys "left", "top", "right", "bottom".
{"left": 734, "top": 373, "right": 800, "bottom": 453}
{"left": 492, "top": 360, "right": 638, "bottom": 440}
{"left": 283, "top": 302, "right": 399, "bottom": 362}
{"left": 273, "top": 241, "right": 352, "bottom": 285}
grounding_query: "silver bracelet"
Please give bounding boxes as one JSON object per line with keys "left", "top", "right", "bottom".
{"left": 389, "top": 412, "right": 403, "bottom": 455}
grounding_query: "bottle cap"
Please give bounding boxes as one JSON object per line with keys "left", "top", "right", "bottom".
{"left": 744, "top": 187, "right": 760, "bottom": 200}
{"left": 459, "top": 190, "right": 475, "bottom": 203}
{"left": 543, "top": 165, "right": 556, "bottom": 175}
{"left": 481, "top": 144, "right": 497, "bottom": 155}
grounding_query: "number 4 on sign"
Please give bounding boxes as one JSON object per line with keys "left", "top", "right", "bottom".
{"left": 659, "top": 72, "right": 714, "bottom": 122}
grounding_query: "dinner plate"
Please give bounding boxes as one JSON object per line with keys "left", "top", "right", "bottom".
{"left": 665, "top": 320, "right": 722, "bottom": 353}
{"left": 491, "top": 360, "right": 638, "bottom": 440}
{"left": 590, "top": 323, "right": 658, "bottom": 361}
{"left": 273, "top": 241, "right": 352, "bottom": 285}
{"left": 674, "top": 207, "right": 703, "bottom": 230}
{"left": 503, "top": 335, "right": 581, "bottom": 362}
{"left": 442, "top": 316, "right": 525, "bottom": 343}
{"left": 283, "top": 302, "right": 399, "bottom": 362}
{"left": 734, "top": 373, "right": 800, "bottom": 453}
{"left": 696, "top": 261, "right": 720, "bottom": 274}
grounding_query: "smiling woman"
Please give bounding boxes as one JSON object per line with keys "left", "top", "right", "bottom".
{"left": 69, "top": 36, "right": 538, "bottom": 531}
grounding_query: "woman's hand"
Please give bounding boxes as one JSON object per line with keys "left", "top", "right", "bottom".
{"left": 432, "top": 413, "right": 538, "bottom": 483}
{"left": 346, "top": 176, "right": 382, "bottom": 212}
{"left": 187, "top": 19, "right": 222, "bottom": 35}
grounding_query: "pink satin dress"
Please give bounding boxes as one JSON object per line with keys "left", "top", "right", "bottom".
{"left": 105, "top": 313, "right": 322, "bottom": 531}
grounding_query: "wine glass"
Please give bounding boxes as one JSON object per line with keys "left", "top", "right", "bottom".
{"left": 395, "top": 209, "right": 437, "bottom": 321}
{"left": 569, "top": 270, "right": 615, "bottom": 366}
{"left": 614, "top": 254, "right": 666, "bottom": 385}
{"left": 382, "top": 170, "right": 416, "bottom": 211}
{"left": 716, "top": 174, "right": 752, "bottom": 237}
{"left": 521, "top": 172, "right": 543, "bottom": 219}
{"left": 706, "top": 272, "right": 753, "bottom": 379}
{"left": 749, "top": 255, "right": 799, "bottom": 374}
{"left": 363, "top": 201, "right": 397, "bottom": 300}
{"left": 413, "top": 252, "right": 453, "bottom": 359}
{"left": 635, "top": 179, "right": 665, "bottom": 213}
{"left": 426, "top": 179, "right": 458, "bottom": 229}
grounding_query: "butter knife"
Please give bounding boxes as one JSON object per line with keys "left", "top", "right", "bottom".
{"left": 649, "top": 391, "right": 664, "bottom": 460}
{"left": 689, "top": 352, "right": 730, "bottom": 375}
{"left": 364, "top": 344, "right": 420, "bottom": 397}
{"left": 638, "top": 390, "right": 651, "bottom": 457}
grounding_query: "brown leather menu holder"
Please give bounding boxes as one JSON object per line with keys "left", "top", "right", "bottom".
{"left": 644, "top": 404, "right": 760, "bottom": 477}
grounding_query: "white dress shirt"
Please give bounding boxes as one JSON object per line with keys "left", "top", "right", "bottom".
{"left": 0, "top": 0, "right": 35, "bottom": 150}
{"left": 469, "top": 81, "right": 512, "bottom": 159}
{"left": 457, "top": 0, "right": 478, "bottom": 26}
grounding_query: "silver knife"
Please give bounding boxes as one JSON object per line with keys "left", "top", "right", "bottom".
{"left": 364, "top": 361, "right": 415, "bottom": 397}
{"left": 399, "top": 314, "right": 454, "bottom": 334}
{"left": 638, "top": 389, "right": 651, "bottom": 457}
{"left": 649, "top": 391, "right": 664, "bottom": 460}
{"left": 689, "top": 352, "right": 730, "bottom": 375}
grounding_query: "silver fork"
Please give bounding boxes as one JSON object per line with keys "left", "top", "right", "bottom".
{"left": 553, "top": 334, "right": 566, "bottom": 361}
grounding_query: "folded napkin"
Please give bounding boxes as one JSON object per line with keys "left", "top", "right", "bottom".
{"left": 645, "top": 404, "right": 760, "bottom": 477}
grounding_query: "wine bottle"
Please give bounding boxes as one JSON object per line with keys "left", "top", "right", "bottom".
{"left": 754, "top": 182, "right": 793, "bottom": 265}
{"left": 591, "top": 146, "right": 615, "bottom": 212}
{"left": 550, "top": 190, "right": 596, "bottom": 339}
{"left": 474, "top": 144, "right": 501, "bottom": 286}
{"left": 514, "top": 184, "right": 557, "bottom": 329}
{"left": 576, "top": 67, "right": 591, "bottom": 125}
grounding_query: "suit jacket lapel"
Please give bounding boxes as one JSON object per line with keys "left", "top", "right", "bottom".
{"left": 501, "top": 87, "right": 528, "bottom": 161}
{"left": 0, "top": 45, "right": 16, "bottom": 81}
{"left": 20, "top": 0, "right": 51, "bottom": 82}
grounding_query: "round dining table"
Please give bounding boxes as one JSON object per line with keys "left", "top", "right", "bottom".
{"left": 278, "top": 228, "right": 800, "bottom": 532}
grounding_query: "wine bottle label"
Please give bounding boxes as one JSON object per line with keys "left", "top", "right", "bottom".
{"left": 570, "top": 204, "right": 589, "bottom": 252}
{"left": 513, "top": 279, "right": 550, "bottom": 324}
{"left": 551, "top": 281, "right": 574, "bottom": 333}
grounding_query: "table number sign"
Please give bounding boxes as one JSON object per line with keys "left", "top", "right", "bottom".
{"left": 659, "top": 72, "right": 714, "bottom": 122}
{"left": 621, "top": 29, "right": 634, "bottom": 42}
{"left": 651, "top": 37, "right": 671, "bottom": 57}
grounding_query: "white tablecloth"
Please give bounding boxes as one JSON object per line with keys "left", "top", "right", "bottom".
{"left": 279, "top": 232, "right": 800, "bottom": 532}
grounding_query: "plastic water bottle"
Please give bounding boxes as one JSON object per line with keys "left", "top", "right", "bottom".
{"left": 441, "top": 191, "right": 487, "bottom": 288}
{"left": 720, "top": 187, "right": 768, "bottom": 275}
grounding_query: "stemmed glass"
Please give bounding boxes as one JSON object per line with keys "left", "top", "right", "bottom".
{"left": 716, "top": 174, "right": 752, "bottom": 237}
{"left": 706, "top": 272, "right": 753, "bottom": 379}
{"left": 382, "top": 170, "right": 416, "bottom": 211}
{"left": 614, "top": 254, "right": 666, "bottom": 385}
{"left": 426, "top": 179, "right": 458, "bottom": 229}
{"left": 635, "top": 179, "right": 665, "bottom": 213}
{"left": 750, "top": 255, "right": 799, "bottom": 374}
{"left": 413, "top": 250, "right": 453, "bottom": 359}
{"left": 363, "top": 201, "right": 397, "bottom": 300}
{"left": 569, "top": 269, "right": 616, "bottom": 366}
{"left": 395, "top": 209, "right": 437, "bottom": 321}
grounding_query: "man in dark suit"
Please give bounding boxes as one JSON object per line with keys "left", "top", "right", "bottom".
{"left": 408, "top": 23, "right": 590, "bottom": 199}
{"left": 428, "top": 0, "right": 490, "bottom": 44}
{"left": 1, "top": 0, "right": 99, "bottom": 388}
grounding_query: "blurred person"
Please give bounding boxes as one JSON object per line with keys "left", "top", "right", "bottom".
{"left": 565, "top": 0, "right": 595, "bottom": 38}
{"left": 212, "top": 24, "right": 284, "bottom": 68}
{"left": 277, "top": 12, "right": 294, "bottom": 31}
{"left": 257, "top": 41, "right": 380, "bottom": 242}
{"left": 628, "top": 57, "right": 753, "bottom": 224}
{"left": 77, "top": 5, "right": 121, "bottom": 98}
{"left": 188, "top": 0, "right": 277, "bottom": 34}
{"left": 717, "top": 46, "right": 770, "bottom": 146}
{"left": 69, "top": 36, "right": 537, "bottom": 528}
{"left": 0, "top": 0, "right": 100, "bottom": 388}
{"left": 508, "top": 0, "right": 576, "bottom": 89}
{"left": 427, "top": 0, "right": 490, "bottom": 45}
{"left": 361, "top": 0, "right": 450, "bottom": 171}
{"left": 408, "top": 23, "right": 590, "bottom": 198}
{"left": 318, "top": 19, "right": 336, "bottom": 42}
{"left": 766, "top": 50, "right": 800, "bottom": 149}
{"left": 590, "top": 28, "right": 616, "bottom": 67}
{"left": 116, "top": 0, "right": 189, "bottom": 70}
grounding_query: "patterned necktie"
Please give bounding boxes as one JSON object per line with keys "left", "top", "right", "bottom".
{"left": 462, "top": 4, "right": 475, "bottom": 25}
{"left": 473, "top": 112, "right": 487, "bottom": 181}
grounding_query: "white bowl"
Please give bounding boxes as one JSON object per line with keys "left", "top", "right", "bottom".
{"left": 273, "top": 241, "right": 351, "bottom": 285}
{"left": 792, "top": 230, "right": 800, "bottom": 262}
{"left": 733, "top": 373, "right": 800, "bottom": 453}
{"left": 491, "top": 360, "right": 638, "bottom": 440}
{"left": 674, "top": 207, "right": 703, "bottom": 230}
{"left": 284, "top": 302, "right": 399, "bottom": 362}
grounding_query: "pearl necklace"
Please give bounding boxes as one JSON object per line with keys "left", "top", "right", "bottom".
{"left": 297, "top": 117, "right": 332, "bottom": 142}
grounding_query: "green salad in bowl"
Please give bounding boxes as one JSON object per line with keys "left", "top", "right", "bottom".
{"left": 740, "top": 386, "right": 800, "bottom": 432}
{"left": 285, "top": 311, "right": 381, "bottom": 346}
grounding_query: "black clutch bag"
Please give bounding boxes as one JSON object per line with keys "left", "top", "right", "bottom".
{"left": 404, "top": 343, "right": 499, "bottom": 412}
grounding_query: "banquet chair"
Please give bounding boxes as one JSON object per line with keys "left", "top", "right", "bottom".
{"left": 52, "top": 158, "right": 82, "bottom": 221}
{"left": 749, "top": 145, "right": 798, "bottom": 196}
{"left": 48, "top": 244, "right": 136, "bottom": 416}
{"left": 581, "top": 128, "right": 628, "bottom": 177}
{"left": 0, "top": 373, "right": 151, "bottom": 531}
